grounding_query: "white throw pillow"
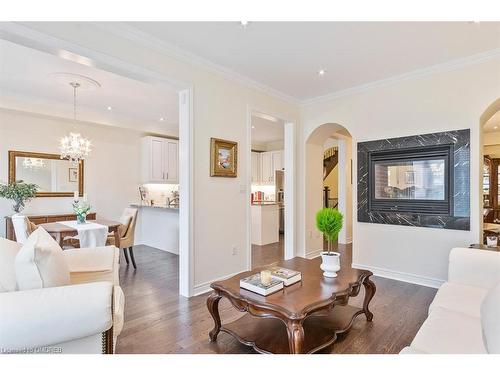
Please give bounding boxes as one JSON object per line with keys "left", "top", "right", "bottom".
{"left": 15, "top": 227, "right": 70, "bottom": 290}
{"left": 481, "top": 282, "right": 500, "bottom": 354}
{"left": 0, "top": 237, "right": 22, "bottom": 292}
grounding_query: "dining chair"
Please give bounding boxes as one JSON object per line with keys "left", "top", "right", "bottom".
{"left": 11, "top": 215, "right": 38, "bottom": 244}
{"left": 106, "top": 208, "right": 139, "bottom": 269}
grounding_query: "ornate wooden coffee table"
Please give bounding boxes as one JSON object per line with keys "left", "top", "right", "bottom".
{"left": 207, "top": 257, "right": 375, "bottom": 354}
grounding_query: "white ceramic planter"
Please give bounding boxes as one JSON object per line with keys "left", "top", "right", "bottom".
{"left": 320, "top": 252, "right": 341, "bottom": 278}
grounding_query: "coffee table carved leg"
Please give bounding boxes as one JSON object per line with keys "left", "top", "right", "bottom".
{"left": 362, "top": 277, "right": 376, "bottom": 321}
{"left": 207, "top": 291, "right": 222, "bottom": 342}
{"left": 286, "top": 320, "right": 305, "bottom": 354}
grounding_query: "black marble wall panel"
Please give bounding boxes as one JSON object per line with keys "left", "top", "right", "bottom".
{"left": 357, "top": 129, "right": 470, "bottom": 230}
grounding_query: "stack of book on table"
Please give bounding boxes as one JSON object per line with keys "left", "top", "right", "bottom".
{"left": 240, "top": 267, "right": 302, "bottom": 296}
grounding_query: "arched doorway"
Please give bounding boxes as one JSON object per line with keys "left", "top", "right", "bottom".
{"left": 304, "top": 123, "right": 353, "bottom": 260}
{"left": 480, "top": 98, "right": 500, "bottom": 244}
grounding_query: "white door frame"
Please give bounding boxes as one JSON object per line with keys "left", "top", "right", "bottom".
{"left": 1, "top": 23, "right": 196, "bottom": 297}
{"left": 245, "top": 106, "right": 296, "bottom": 270}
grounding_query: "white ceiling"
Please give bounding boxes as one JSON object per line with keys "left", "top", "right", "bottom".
{"left": 126, "top": 22, "right": 500, "bottom": 100}
{"left": 0, "top": 39, "right": 179, "bottom": 133}
{"left": 484, "top": 111, "right": 500, "bottom": 133}
{"left": 251, "top": 114, "right": 284, "bottom": 143}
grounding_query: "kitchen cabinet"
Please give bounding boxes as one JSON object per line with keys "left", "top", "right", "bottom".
{"left": 251, "top": 152, "right": 261, "bottom": 183}
{"left": 259, "top": 150, "right": 283, "bottom": 184}
{"left": 142, "top": 136, "right": 179, "bottom": 184}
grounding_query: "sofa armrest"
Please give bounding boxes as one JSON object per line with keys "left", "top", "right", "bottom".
{"left": 448, "top": 248, "right": 500, "bottom": 289}
{"left": 0, "top": 282, "right": 113, "bottom": 351}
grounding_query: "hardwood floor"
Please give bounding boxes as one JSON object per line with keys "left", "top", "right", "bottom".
{"left": 116, "top": 244, "right": 436, "bottom": 354}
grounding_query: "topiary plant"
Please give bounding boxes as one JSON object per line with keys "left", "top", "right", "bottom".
{"left": 316, "top": 207, "right": 343, "bottom": 255}
{"left": 0, "top": 180, "right": 38, "bottom": 213}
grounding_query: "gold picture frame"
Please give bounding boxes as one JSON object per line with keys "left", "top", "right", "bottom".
{"left": 210, "top": 137, "right": 238, "bottom": 177}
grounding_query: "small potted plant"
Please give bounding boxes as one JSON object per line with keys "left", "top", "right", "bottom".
{"left": 316, "top": 207, "right": 344, "bottom": 277}
{"left": 0, "top": 180, "right": 38, "bottom": 214}
{"left": 73, "top": 200, "right": 91, "bottom": 224}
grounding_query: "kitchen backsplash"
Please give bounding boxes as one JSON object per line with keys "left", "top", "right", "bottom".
{"left": 142, "top": 184, "right": 179, "bottom": 206}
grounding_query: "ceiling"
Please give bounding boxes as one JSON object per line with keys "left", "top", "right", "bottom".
{"left": 127, "top": 22, "right": 500, "bottom": 100}
{"left": 251, "top": 114, "right": 284, "bottom": 143}
{"left": 484, "top": 110, "right": 500, "bottom": 133}
{"left": 0, "top": 39, "right": 179, "bottom": 133}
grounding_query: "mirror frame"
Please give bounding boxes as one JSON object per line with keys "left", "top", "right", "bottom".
{"left": 8, "top": 150, "right": 84, "bottom": 198}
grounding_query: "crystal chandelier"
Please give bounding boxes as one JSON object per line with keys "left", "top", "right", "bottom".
{"left": 60, "top": 82, "right": 91, "bottom": 164}
{"left": 23, "top": 158, "right": 45, "bottom": 170}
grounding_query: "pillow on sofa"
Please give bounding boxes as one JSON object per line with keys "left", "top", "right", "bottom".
{"left": 15, "top": 227, "right": 70, "bottom": 290}
{"left": 0, "top": 237, "right": 22, "bottom": 292}
{"left": 481, "top": 282, "right": 500, "bottom": 354}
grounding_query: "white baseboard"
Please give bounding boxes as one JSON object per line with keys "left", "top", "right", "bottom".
{"left": 306, "top": 249, "right": 323, "bottom": 259}
{"left": 193, "top": 270, "right": 243, "bottom": 296}
{"left": 351, "top": 263, "right": 444, "bottom": 289}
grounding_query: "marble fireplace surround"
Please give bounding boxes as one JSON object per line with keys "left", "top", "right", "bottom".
{"left": 357, "top": 129, "right": 470, "bottom": 230}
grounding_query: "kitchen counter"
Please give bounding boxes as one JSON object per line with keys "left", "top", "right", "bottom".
{"left": 131, "top": 203, "right": 179, "bottom": 211}
{"left": 131, "top": 203, "right": 179, "bottom": 254}
{"left": 251, "top": 204, "right": 279, "bottom": 246}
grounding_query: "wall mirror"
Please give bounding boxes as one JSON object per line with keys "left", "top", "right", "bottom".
{"left": 8, "top": 150, "right": 84, "bottom": 197}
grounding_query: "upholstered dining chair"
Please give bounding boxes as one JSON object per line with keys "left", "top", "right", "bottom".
{"left": 11, "top": 215, "right": 38, "bottom": 244}
{"left": 106, "top": 207, "right": 138, "bottom": 269}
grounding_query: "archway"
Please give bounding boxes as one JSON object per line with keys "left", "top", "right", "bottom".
{"left": 304, "top": 123, "right": 353, "bottom": 259}
{"left": 480, "top": 98, "right": 500, "bottom": 244}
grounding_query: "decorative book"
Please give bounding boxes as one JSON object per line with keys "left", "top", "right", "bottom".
{"left": 240, "top": 274, "right": 284, "bottom": 296}
{"left": 269, "top": 267, "right": 302, "bottom": 286}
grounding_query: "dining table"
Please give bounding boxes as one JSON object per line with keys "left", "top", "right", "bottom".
{"left": 39, "top": 219, "right": 122, "bottom": 248}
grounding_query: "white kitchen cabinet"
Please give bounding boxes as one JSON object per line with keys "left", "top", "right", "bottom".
{"left": 251, "top": 152, "right": 261, "bottom": 183}
{"left": 142, "top": 136, "right": 179, "bottom": 184}
{"left": 259, "top": 150, "right": 284, "bottom": 184}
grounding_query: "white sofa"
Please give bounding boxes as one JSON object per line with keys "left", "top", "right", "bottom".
{"left": 0, "top": 237, "right": 125, "bottom": 354}
{"left": 401, "top": 247, "right": 500, "bottom": 354}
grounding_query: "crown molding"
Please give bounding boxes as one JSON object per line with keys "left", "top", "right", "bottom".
{"left": 301, "top": 47, "right": 500, "bottom": 107}
{"left": 92, "top": 22, "right": 301, "bottom": 105}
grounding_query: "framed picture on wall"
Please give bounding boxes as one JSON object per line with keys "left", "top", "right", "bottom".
{"left": 210, "top": 137, "right": 238, "bottom": 177}
{"left": 69, "top": 167, "right": 78, "bottom": 182}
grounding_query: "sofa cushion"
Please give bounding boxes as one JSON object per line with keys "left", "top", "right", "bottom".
{"left": 0, "top": 237, "right": 22, "bottom": 292}
{"left": 64, "top": 246, "right": 119, "bottom": 286}
{"left": 15, "top": 228, "right": 70, "bottom": 290}
{"left": 429, "top": 282, "right": 488, "bottom": 318}
{"left": 410, "top": 307, "right": 486, "bottom": 354}
{"left": 481, "top": 282, "right": 500, "bottom": 354}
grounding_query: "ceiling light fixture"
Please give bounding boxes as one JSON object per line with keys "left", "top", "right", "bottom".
{"left": 59, "top": 82, "right": 92, "bottom": 165}
{"left": 240, "top": 21, "right": 250, "bottom": 27}
{"left": 107, "top": 106, "right": 112, "bottom": 111}
{"left": 159, "top": 117, "right": 165, "bottom": 122}
{"left": 252, "top": 126, "right": 255, "bottom": 129}
{"left": 495, "top": 126, "right": 498, "bottom": 130}
{"left": 318, "top": 69, "right": 326, "bottom": 76}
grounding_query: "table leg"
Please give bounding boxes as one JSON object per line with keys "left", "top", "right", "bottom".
{"left": 286, "top": 320, "right": 305, "bottom": 354}
{"left": 207, "top": 291, "right": 222, "bottom": 342}
{"left": 362, "top": 276, "right": 376, "bottom": 321}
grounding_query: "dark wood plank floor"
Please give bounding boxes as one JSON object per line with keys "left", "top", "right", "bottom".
{"left": 116, "top": 243, "right": 436, "bottom": 354}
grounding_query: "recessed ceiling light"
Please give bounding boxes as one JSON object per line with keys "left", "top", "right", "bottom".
{"left": 107, "top": 106, "right": 112, "bottom": 111}
{"left": 318, "top": 69, "right": 326, "bottom": 76}
{"left": 159, "top": 117, "right": 165, "bottom": 122}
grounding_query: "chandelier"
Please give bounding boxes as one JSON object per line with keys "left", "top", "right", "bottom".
{"left": 23, "top": 158, "right": 46, "bottom": 170}
{"left": 59, "top": 82, "right": 91, "bottom": 164}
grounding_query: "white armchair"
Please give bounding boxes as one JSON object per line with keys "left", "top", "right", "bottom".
{"left": 0, "top": 237, "right": 124, "bottom": 354}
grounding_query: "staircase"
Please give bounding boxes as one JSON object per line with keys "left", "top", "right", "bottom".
{"left": 323, "top": 147, "right": 338, "bottom": 180}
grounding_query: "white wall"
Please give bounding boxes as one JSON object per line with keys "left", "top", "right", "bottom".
{"left": 17, "top": 23, "right": 301, "bottom": 292}
{"left": 300, "top": 58, "right": 500, "bottom": 286}
{"left": 0, "top": 109, "right": 150, "bottom": 236}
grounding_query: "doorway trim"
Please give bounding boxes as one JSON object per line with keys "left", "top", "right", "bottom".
{"left": 0, "top": 23, "right": 196, "bottom": 297}
{"left": 245, "top": 106, "right": 296, "bottom": 270}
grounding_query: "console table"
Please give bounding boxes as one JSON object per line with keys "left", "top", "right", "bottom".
{"left": 207, "top": 257, "right": 375, "bottom": 354}
{"left": 5, "top": 212, "right": 96, "bottom": 242}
